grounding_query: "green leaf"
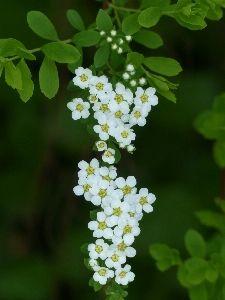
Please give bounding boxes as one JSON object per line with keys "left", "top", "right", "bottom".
{"left": 41, "top": 42, "right": 80, "bottom": 63}
{"left": 126, "top": 52, "right": 144, "bottom": 69}
{"left": 198, "top": 0, "right": 223, "bottom": 20}
{"left": 90, "top": 210, "right": 98, "bottom": 220}
{"left": 195, "top": 210, "right": 225, "bottom": 233}
{"left": 213, "top": 92, "right": 225, "bottom": 114}
{"left": 5, "top": 61, "right": 22, "bottom": 90}
{"left": 68, "top": 46, "right": 83, "bottom": 73}
{"left": 94, "top": 281, "right": 103, "bottom": 292}
{"left": 138, "top": 7, "right": 162, "bottom": 28}
{"left": 66, "top": 10, "right": 85, "bottom": 31}
{"left": 94, "top": 43, "right": 110, "bottom": 68}
{"left": 140, "top": 0, "right": 170, "bottom": 10}
{"left": 27, "top": 11, "right": 59, "bottom": 41}
{"left": 80, "top": 243, "right": 89, "bottom": 254}
{"left": 177, "top": 264, "right": 192, "bottom": 288}
{"left": 122, "top": 13, "right": 142, "bottom": 35}
{"left": 147, "top": 73, "right": 169, "bottom": 91}
{"left": 16, "top": 59, "right": 34, "bottom": 102}
{"left": 114, "top": 0, "right": 129, "bottom": 6}
{"left": 0, "top": 38, "right": 26, "bottom": 57}
{"left": 144, "top": 57, "right": 182, "bottom": 76}
{"left": 16, "top": 48, "right": 36, "bottom": 60}
{"left": 110, "top": 51, "right": 124, "bottom": 69}
{"left": 213, "top": 141, "right": 225, "bottom": 168}
{"left": 96, "top": 9, "right": 113, "bottom": 33}
{"left": 72, "top": 31, "right": 101, "bottom": 47}
{"left": 157, "top": 89, "right": 177, "bottom": 103}
{"left": 185, "top": 257, "right": 208, "bottom": 285}
{"left": 205, "top": 263, "right": 218, "bottom": 282}
{"left": 89, "top": 277, "right": 95, "bottom": 287}
{"left": 39, "top": 56, "right": 59, "bottom": 99}
{"left": 184, "top": 229, "right": 206, "bottom": 258}
{"left": 133, "top": 29, "right": 163, "bottom": 49}
{"left": 84, "top": 258, "right": 93, "bottom": 271}
{"left": 0, "top": 64, "right": 4, "bottom": 77}
{"left": 188, "top": 283, "right": 208, "bottom": 300}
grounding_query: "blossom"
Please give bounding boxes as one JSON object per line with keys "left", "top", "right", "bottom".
{"left": 78, "top": 158, "right": 100, "bottom": 178}
{"left": 67, "top": 98, "right": 90, "bottom": 120}
{"left": 93, "top": 266, "right": 114, "bottom": 285}
{"left": 88, "top": 239, "right": 109, "bottom": 260}
{"left": 115, "top": 264, "right": 135, "bottom": 285}
{"left": 114, "top": 217, "right": 140, "bottom": 245}
{"left": 108, "top": 101, "right": 130, "bottom": 124}
{"left": 114, "top": 125, "right": 136, "bottom": 146}
{"left": 115, "top": 176, "right": 137, "bottom": 196}
{"left": 126, "top": 64, "right": 134, "bottom": 72}
{"left": 129, "top": 105, "right": 149, "bottom": 126}
{"left": 73, "top": 175, "right": 100, "bottom": 201}
{"left": 111, "top": 237, "right": 136, "bottom": 257}
{"left": 104, "top": 198, "right": 130, "bottom": 226}
{"left": 134, "top": 188, "right": 156, "bottom": 213}
{"left": 102, "top": 148, "right": 116, "bottom": 164}
{"left": 134, "top": 87, "right": 158, "bottom": 110}
{"left": 109, "top": 83, "right": 133, "bottom": 105}
{"left": 105, "top": 249, "right": 126, "bottom": 269}
{"left": 93, "top": 115, "right": 117, "bottom": 140}
{"left": 73, "top": 67, "right": 92, "bottom": 89}
{"left": 96, "top": 141, "right": 107, "bottom": 151}
{"left": 90, "top": 180, "right": 115, "bottom": 206}
{"left": 88, "top": 211, "right": 114, "bottom": 239}
{"left": 99, "top": 166, "right": 117, "bottom": 185}
{"left": 89, "top": 75, "right": 112, "bottom": 100}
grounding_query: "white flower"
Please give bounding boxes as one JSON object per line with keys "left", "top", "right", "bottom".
{"left": 109, "top": 83, "right": 133, "bottom": 105}
{"left": 122, "top": 72, "right": 130, "bottom": 80}
{"left": 119, "top": 142, "right": 126, "bottom": 149}
{"left": 88, "top": 239, "right": 109, "bottom": 260}
{"left": 102, "top": 148, "right": 115, "bottom": 164}
{"left": 110, "top": 237, "right": 136, "bottom": 257}
{"left": 93, "top": 115, "right": 117, "bottom": 140}
{"left": 114, "top": 124, "right": 136, "bottom": 146}
{"left": 134, "top": 87, "right": 158, "bottom": 110}
{"left": 115, "top": 176, "right": 137, "bottom": 196}
{"left": 108, "top": 101, "right": 130, "bottom": 124}
{"left": 93, "top": 266, "right": 114, "bottom": 285}
{"left": 126, "top": 64, "right": 134, "bottom": 72}
{"left": 88, "top": 94, "right": 98, "bottom": 104}
{"left": 67, "top": 98, "right": 90, "bottom": 120}
{"left": 96, "top": 141, "right": 107, "bottom": 151}
{"left": 89, "top": 259, "right": 99, "bottom": 268}
{"left": 110, "top": 30, "right": 117, "bottom": 36}
{"left": 88, "top": 211, "right": 114, "bottom": 239}
{"left": 90, "top": 180, "right": 115, "bottom": 206}
{"left": 89, "top": 75, "right": 112, "bottom": 100}
{"left": 129, "top": 105, "right": 149, "bottom": 126}
{"left": 115, "top": 264, "right": 135, "bottom": 285}
{"left": 125, "top": 35, "right": 132, "bottom": 41}
{"left": 127, "top": 204, "right": 143, "bottom": 221}
{"left": 93, "top": 98, "right": 111, "bottom": 119}
{"left": 105, "top": 249, "right": 126, "bottom": 269}
{"left": 134, "top": 188, "right": 156, "bottom": 213}
{"left": 114, "top": 217, "right": 140, "bottom": 245}
{"left": 72, "top": 67, "right": 92, "bottom": 89}
{"left": 99, "top": 166, "right": 117, "bottom": 185}
{"left": 78, "top": 158, "right": 100, "bottom": 178}
{"left": 104, "top": 198, "right": 130, "bottom": 226}
{"left": 106, "top": 36, "right": 113, "bottom": 42}
{"left": 126, "top": 144, "right": 136, "bottom": 154}
{"left": 73, "top": 175, "right": 100, "bottom": 201}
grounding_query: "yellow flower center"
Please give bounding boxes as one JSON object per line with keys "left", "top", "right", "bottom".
{"left": 105, "top": 151, "right": 112, "bottom": 157}
{"left": 79, "top": 74, "right": 88, "bottom": 82}
{"left": 139, "top": 196, "right": 148, "bottom": 205}
{"left": 113, "top": 207, "right": 122, "bottom": 216}
{"left": 76, "top": 104, "right": 84, "bottom": 111}
{"left": 98, "top": 142, "right": 105, "bottom": 149}
{"left": 118, "top": 242, "right": 127, "bottom": 252}
{"left": 89, "top": 95, "right": 97, "bottom": 102}
{"left": 140, "top": 93, "right": 148, "bottom": 103}
{"left": 100, "top": 104, "right": 109, "bottom": 112}
{"left": 95, "top": 245, "right": 103, "bottom": 253}
{"left": 83, "top": 184, "right": 91, "bottom": 192}
{"left": 121, "top": 131, "right": 129, "bottom": 138}
{"left": 101, "top": 124, "right": 109, "bottom": 132}
{"left": 111, "top": 254, "right": 119, "bottom": 262}
{"left": 119, "top": 271, "right": 127, "bottom": 278}
{"left": 98, "top": 189, "right": 107, "bottom": 198}
{"left": 96, "top": 82, "right": 104, "bottom": 91}
{"left": 134, "top": 111, "right": 141, "bottom": 119}
{"left": 122, "top": 185, "right": 132, "bottom": 195}
{"left": 98, "top": 269, "right": 107, "bottom": 276}
{"left": 86, "top": 166, "right": 95, "bottom": 175}
{"left": 115, "top": 94, "right": 124, "bottom": 103}
{"left": 123, "top": 225, "right": 132, "bottom": 234}
{"left": 102, "top": 175, "right": 111, "bottom": 181}
{"left": 98, "top": 221, "right": 107, "bottom": 230}
{"left": 115, "top": 111, "right": 123, "bottom": 118}
{"left": 129, "top": 212, "right": 135, "bottom": 217}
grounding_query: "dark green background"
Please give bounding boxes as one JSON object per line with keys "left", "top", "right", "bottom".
{"left": 0, "top": 0, "right": 225, "bottom": 299}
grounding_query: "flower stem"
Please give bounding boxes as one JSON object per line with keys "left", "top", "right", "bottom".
{"left": 107, "top": 1, "right": 141, "bottom": 13}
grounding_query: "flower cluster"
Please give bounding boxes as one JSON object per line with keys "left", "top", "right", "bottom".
{"left": 67, "top": 67, "right": 158, "bottom": 159}
{"left": 74, "top": 158, "right": 156, "bottom": 285}
{"left": 99, "top": 29, "right": 132, "bottom": 54}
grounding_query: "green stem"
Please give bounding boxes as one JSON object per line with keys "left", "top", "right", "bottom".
{"left": 107, "top": 1, "right": 141, "bottom": 13}
{"left": 112, "top": 0, "right": 122, "bottom": 27}
{"left": 7, "top": 38, "right": 72, "bottom": 62}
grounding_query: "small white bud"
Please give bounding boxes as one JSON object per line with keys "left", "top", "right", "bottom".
{"left": 126, "top": 64, "right": 134, "bottom": 72}
{"left": 130, "top": 71, "right": 135, "bottom": 76}
{"left": 119, "top": 142, "right": 126, "bottom": 149}
{"left": 110, "top": 30, "right": 117, "bottom": 36}
{"left": 107, "top": 36, "right": 113, "bottom": 42}
{"left": 122, "top": 72, "right": 130, "bottom": 80}
{"left": 117, "top": 47, "right": 122, "bottom": 54}
{"left": 127, "top": 144, "right": 136, "bottom": 153}
{"left": 125, "top": 35, "right": 132, "bottom": 41}
{"left": 130, "top": 80, "right": 137, "bottom": 87}
{"left": 139, "top": 77, "right": 146, "bottom": 85}
{"left": 100, "top": 31, "right": 105, "bottom": 36}
{"left": 119, "top": 38, "right": 124, "bottom": 45}
{"left": 112, "top": 43, "right": 118, "bottom": 50}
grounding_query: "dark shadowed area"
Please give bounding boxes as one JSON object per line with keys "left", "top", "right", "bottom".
{"left": 0, "top": 0, "right": 225, "bottom": 299}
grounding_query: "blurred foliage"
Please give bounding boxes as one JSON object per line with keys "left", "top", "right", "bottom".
{"left": 0, "top": 0, "right": 225, "bottom": 299}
